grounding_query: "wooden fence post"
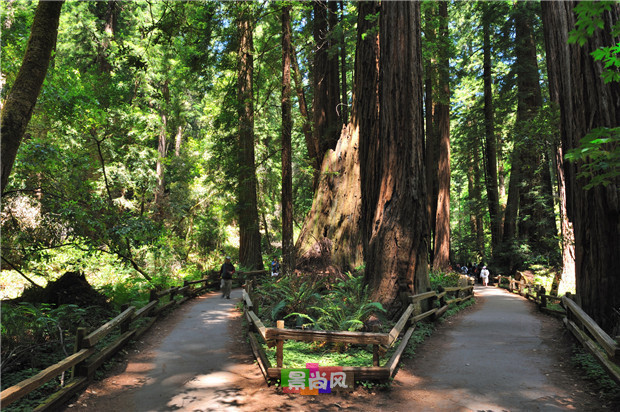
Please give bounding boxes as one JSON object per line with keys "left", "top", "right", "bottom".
{"left": 183, "top": 280, "right": 189, "bottom": 297}
{"left": 149, "top": 289, "right": 157, "bottom": 302}
{"left": 120, "top": 304, "right": 131, "bottom": 334}
{"left": 276, "top": 320, "right": 284, "bottom": 368}
{"left": 71, "top": 327, "right": 87, "bottom": 379}
{"left": 539, "top": 286, "right": 547, "bottom": 309}
{"left": 373, "top": 345, "right": 380, "bottom": 367}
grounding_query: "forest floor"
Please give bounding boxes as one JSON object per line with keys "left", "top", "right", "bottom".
{"left": 63, "top": 286, "right": 617, "bottom": 411}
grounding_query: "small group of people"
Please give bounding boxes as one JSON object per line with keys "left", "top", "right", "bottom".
{"left": 219, "top": 256, "right": 282, "bottom": 299}
{"left": 455, "top": 262, "right": 491, "bottom": 286}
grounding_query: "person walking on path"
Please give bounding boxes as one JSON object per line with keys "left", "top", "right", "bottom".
{"left": 220, "top": 256, "right": 235, "bottom": 299}
{"left": 480, "top": 265, "right": 490, "bottom": 286}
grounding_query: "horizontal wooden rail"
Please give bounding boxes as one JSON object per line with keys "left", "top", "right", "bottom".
{"left": 386, "top": 326, "right": 416, "bottom": 376}
{"left": 265, "top": 327, "right": 389, "bottom": 346}
{"left": 0, "top": 348, "right": 95, "bottom": 407}
{"left": 562, "top": 297, "right": 619, "bottom": 359}
{"left": 83, "top": 306, "right": 135, "bottom": 348}
{"left": 409, "top": 291, "right": 436, "bottom": 303}
{"left": 133, "top": 300, "right": 158, "bottom": 320}
{"left": 184, "top": 278, "right": 208, "bottom": 286}
{"left": 248, "top": 310, "right": 267, "bottom": 340}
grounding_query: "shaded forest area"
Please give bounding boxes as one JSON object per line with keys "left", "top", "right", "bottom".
{"left": 1, "top": 0, "right": 619, "bottom": 340}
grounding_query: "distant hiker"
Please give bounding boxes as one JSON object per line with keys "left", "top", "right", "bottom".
{"left": 270, "top": 257, "right": 280, "bottom": 277}
{"left": 220, "top": 256, "right": 235, "bottom": 299}
{"left": 480, "top": 266, "right": 490, "bottom": 286}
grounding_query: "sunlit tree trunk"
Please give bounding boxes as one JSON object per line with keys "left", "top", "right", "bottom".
{"left": 362, "top": 1, "right": 429, "bottom": 315}
{"left": 541, "top": 1, "right": 620, "bottom": 333}
{"left": 237, "top": 6, "right": 263, "bottom": 270}
{"left": 432, "top": 1, "right": 451, "bottom": 271}
{"left": 281, "top": 4, "right": 294, "bottom": 276}
{"left": 1, "top": 1, "right": 64, "bottom": 195}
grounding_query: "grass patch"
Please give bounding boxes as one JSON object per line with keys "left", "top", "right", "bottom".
{"left": 571, "top": 345, "right": 620, "bottom": 400}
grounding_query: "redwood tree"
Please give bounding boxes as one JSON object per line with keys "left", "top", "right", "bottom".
{"left": 281, "top": 4, "right": 294, "bottom": 275}
{"left": 1, "top": 1, "right": 64, "bottom": 195}
{"left": 362, "top": 1, "right": 429, "bottom": 314}
{"left": 237, "top": 5, "right": 263, "bottom": 270}
{"left": 541, "top": 1, "right": 620, "bottom": 332}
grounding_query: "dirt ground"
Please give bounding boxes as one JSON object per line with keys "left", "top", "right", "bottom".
{"left": 63, "top": 287, "right": 617, "bottom": 412}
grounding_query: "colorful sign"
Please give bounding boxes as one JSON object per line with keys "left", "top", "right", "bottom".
{"left": 281, "top": 363, "right": 354, "bottom": 394}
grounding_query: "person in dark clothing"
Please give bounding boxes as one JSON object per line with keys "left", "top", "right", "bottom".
{"left": 220, "top": 256, "right": 235, "bottom": 299}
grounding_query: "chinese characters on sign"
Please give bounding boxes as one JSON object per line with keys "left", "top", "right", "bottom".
{"left": 281, "top": 363, "right": 355, "bottom": 394}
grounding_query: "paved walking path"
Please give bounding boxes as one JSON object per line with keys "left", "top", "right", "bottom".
{"left": 65, "top": 285, "right": 607, "bottom": 411}
{"left": 400, "top": 285, "right": 589, "bottom": 411}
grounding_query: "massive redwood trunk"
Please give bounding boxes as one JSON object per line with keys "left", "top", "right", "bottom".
{"left": 281, "top": 4, "right": 295, "bottom": 275}
{"left": 237, "top": 7, "right": 263, "bottom": 270}
{"left": 432, "top": 1, "right": 451, "bottom": 271}
{"left": 1, "top": 1, "right": 64, "bottom": 195}
{"left": 362, "top": 1, "right": 429, "bottom": 314}
{"left": 541, "top": 2, "right": 620, "bottom": 333}
{"left": 295, "top": 1, "right": 379, "bottom": 274}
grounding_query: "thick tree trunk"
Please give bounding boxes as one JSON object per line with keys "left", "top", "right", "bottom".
{"left": 237, "top": 7, "right": 263, "bottom": 270}
{"left": 482, "top": 4, "right": 501, "bottom": 252}
{"left": 432, "top": 1, "right": 451, "bottom": 271}
{"left": 555, "top": 143, "right": 576, "bottom": 295}
{"left": 281, "top": 4, "right": 295, "bottom": 276}
{"left": 1, "top": 0, "right": 63, "bottom": 195}
{"left": 295, "top": 1, "right": 379, "bottom": 274}
{"left": 362, "top": 1, "right": 429, "bottom": 315}
{"left": 541, "top": 1, "right": 620, "bottom": 333}
{"left": 339, "top": 0, "right": 348, "bottom": 126}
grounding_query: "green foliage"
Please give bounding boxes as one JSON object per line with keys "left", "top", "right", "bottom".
{"left": 569, "top": 1, "right": 620, "bottom": 83}
{"left": 265, "top": 340, "right": 374, "bottom": 368}
{"left": 571, "top": 346, "right": 620, "bottom": 399}
{"left": 565, "top": 127, "right": 620, "bottom": 190}
{"left": 429, "top": 270, "right": 461, "bottom": 290}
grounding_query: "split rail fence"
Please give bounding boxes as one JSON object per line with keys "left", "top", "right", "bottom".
{"left": 0, "top": 277, "right": 213, "bottom": 411}
{"left": 495, "top": 275, "right": 620, "bottom": 385}
{"left": 242, "top": 282, "right": 475, "bottom": 382}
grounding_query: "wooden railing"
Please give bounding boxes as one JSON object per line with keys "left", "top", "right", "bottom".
{"left": 494, "top": 275, "right": 620, "bottom": 385}
{"left": 495, "top": 275, "right": 566, "bottom": 317}
{"left": 242, "top": 282, "right": 475, "bottom": 382}
{"left": 561, "top": 294, "right": 620, "bottom": 385}
{"left": 0, "top": 276, "right": 213, "bottom": 411}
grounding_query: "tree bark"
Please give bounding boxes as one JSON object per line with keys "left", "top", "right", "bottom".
{"left": 362, "top": 1, "right": 429, "bottom": 315}
{"left": 432, "top": 1, "right": 451, "bottom": 271}
{"left": 482, "top": 4, "right": 501, "bottom": 252}
{"left": 295, "top": 1, "right": 379, "bottom": 274}
{"left": 339, "top": 0, "right": 348, "bottom": 126}
{"left": 1, "top": 0, "right": 64, "bottom": 195}
{"left": 237, "top": 6, "right": 263, "bottom": 270}
{"left": 541, "top": 1, "right": 620, "bottom": 333}
{"left": 281, "top": 4, "right": 295, "bottom": 276}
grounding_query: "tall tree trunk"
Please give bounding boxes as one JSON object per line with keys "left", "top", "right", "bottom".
{"left": 339, "top": 0, "right": 348, "bottom": 125}
{"left": 432, "top": 1, "right": 451, "bottom": 271}
{"left": 555, "top": 143, "right": 576, "bottom": 295}
{"left": 541, "top": 1, "right": 620, "bottom": 333}
{"left": 424, "top": 3, "right": 438, "bottom": 262}
{"left": 482, "top": 4, "right": 501, "bottom": 252}
{"left": 237, "top": 6, "right": 263, "bottom": 270}
{"left": 1, "top": 1, "right": 63, "bottom": 195}
{"left": 362, "top": 1, "right": 429, "bottom": 315}
{"left": 281, "top": 4, "right": 295, "bottom": 276}
{"left": 295, "top": 1, "right": 379, "bottom": 274}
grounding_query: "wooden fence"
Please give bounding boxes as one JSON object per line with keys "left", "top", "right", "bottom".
{"left": 0, "top": 277, "right": 212, "bottom": 411}
{"left": 494, "top": 275, "right": 620, "bottom": 385}
{"left": 242, "top": 283, "right": 475, "bottom": 382}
